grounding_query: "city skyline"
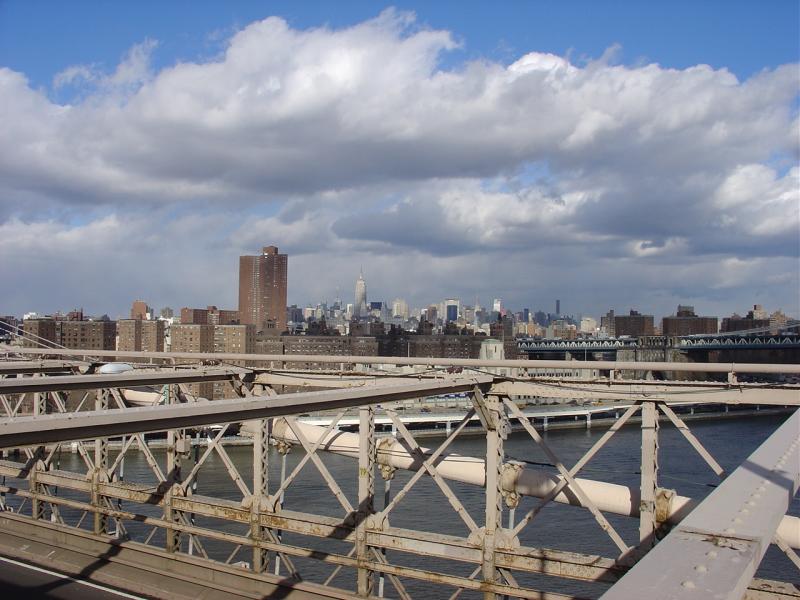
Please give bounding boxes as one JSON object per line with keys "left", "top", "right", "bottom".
{"left": 5, "top": 242, "right": 799, "bottom": 325}
{"left": 12, "top": 262, "right": 797, "bottom": 327}
{"left": 1, "top": 4, "right": 798, "bottom": 319}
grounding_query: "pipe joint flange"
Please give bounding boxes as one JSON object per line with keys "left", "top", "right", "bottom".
{"left": 276, "top": 440, "right": 293, "bottom": 456}
{"left": 655, "top": 487, "right": 676, "bottom": 523}
{"left": 376, "top": 438, "right": 398, "bottom": 480}
{"left": 500, "top": 460, "right": 525, "bottom": 500}
{"left": 502, "top": 489, "right": 521, "bottom": 509}
{"left": 379, "top": 463, "right": 397, "bottom": 481}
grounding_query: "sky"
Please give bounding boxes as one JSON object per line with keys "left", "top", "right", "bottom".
{"left": 1, "top": 1, "right": 798, "bottom": 320}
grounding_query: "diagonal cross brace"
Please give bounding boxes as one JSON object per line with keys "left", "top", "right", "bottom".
{"left": 269, "top": 412, "right": 348, "bottom": 510}
{"left": 385, "top": 409, "right": 480, "bottom": 534}
{"left": 284, "top": 415, "right": 355, "bottom": 515}
{"left": 505, "top": 400, "right": 631, "bottom": 554}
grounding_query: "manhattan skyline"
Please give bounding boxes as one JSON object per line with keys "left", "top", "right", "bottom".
{"left": 1, "top": 3, "right": 798, "bottom": 319}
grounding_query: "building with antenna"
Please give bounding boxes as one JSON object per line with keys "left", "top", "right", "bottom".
{"left": 354, "top": 269, "right": 368, "bottom": 318}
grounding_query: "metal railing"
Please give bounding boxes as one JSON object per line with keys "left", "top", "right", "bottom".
{"left": 0, "top": 352, "right": 797, "bottom": 599}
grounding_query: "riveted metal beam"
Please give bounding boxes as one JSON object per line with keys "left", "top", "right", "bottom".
{"left": 601, "top": 408, "right": 800, "bottom": 600}
{"left": 0, "top": 375, "right": 493, "bottom": 448}
{"left": 0, "top": 360, "right": 87, "bottom": 374}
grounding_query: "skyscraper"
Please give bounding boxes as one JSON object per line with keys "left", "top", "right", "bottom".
{"left": 238, "top": 246, "right": 288, "bottom": 334}
{"left": 354, "top": 269, "right": 368, "bottom": 318}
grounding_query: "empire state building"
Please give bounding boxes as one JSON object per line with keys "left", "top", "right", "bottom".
{"left": 354, "top": 269, "right": 368, "bottom": 318}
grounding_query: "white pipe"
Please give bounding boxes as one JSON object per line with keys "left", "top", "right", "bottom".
{"left": 271, "top": 420, "right": 800, "bottom": 549}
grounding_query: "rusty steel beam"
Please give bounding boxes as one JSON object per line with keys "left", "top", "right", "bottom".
{"left": 601, "top": 408, "right": 800, "bottom": 600}
{"left": 0, "top": 478, "right": 621, "bottom": 588}
{"left": 0, "top": 367, "right": 242, "bottom": 395}
{"left": 6, "top": 346, "right": 800, "bottom": 375}
{"left": 0, "top": 360, "right": 88, "bottom": 374}
{"left": 0, "top": 375, "right": 493, "bottom": 448}
{"left": 491, "top": 381, "right": 800, "bottom": 406}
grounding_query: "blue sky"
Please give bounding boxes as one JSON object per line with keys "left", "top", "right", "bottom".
{"left": 3, "top": 1, "right": 798, "bottom": 91}
{"left": 0, "top": 2, "right": 798, "bottom": 319}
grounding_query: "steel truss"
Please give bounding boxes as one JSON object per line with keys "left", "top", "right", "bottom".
{"left": 0, "top": 357, "right": 797, "bottom": 599}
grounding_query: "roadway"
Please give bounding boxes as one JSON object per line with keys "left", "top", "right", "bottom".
{"left": 0, "top": 556, "right": 145, "bottom": 599}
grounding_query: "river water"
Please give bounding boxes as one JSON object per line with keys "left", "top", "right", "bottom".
{"left": 8, "top": 412, "right": 799, "bottom": 598}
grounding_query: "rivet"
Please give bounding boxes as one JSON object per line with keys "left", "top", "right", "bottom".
{"left": 694, "top": 565, "right": 708, "bottom": 573}
{"left": 724, "top": 528, "right": 736, "bottom": 534}
{"left": 681, "top": 581, "right": 696, "bottom": 589}
{"left": 706, "top": 551, "right": 718, "bottom": 558}
{"left": 734, "top": 518, "right": 743, "bottom": 524}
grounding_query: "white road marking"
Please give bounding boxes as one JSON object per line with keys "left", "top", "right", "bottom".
{"left": 0, "top": 555, "right": 146, "bottom": 599}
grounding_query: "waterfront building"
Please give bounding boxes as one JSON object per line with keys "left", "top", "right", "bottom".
{"left": 118, "top": 319, "right": 165, "bottom": 352}
{"left": 614, "top": 309, "right": 655, "bottom": 337}
{"left": 580, "top": 317, "right": 598, "bottom": 334}
{"left": 211, "top": 324, "right": 256, "bottom": 397}
{"left": 58, "top": 320, "right": 116, "bottom": 351}
{"left": 170, "top": 323, "right": 214, "bottom": 398}
{"left": 238, "top": 245, "right": 288, "bottom": 334}
{"left": 721, "top": 305, "right": 771, "bottom": 333}
{"left": 662, "top": 305, "right": 718, "bottom": 336}
{"left": 22, "top": 317, "right": 57, "bottom": 348}
{"left": 770, "top": 310, "right": 790, "bottom": 334}
{"left": 546, "top": 320, "right": 577, "bottom": 339}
